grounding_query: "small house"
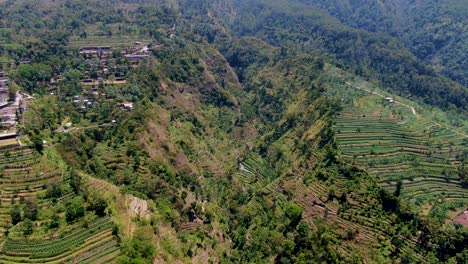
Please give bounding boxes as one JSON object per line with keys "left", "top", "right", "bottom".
{"left": 0, "top": 79, "right": 9, "bottom": 88}
{"left": 19, "top": 58, "right": 31, "bottom": 64}
{"left": 121, "top": 102, "right": 134, "bottom": 111}
{"left": 453, "top": 210, "right": 468, "bottom": 227}
{"left": 80, "top": 46, "right": 112, "bottom": 54}
{"left": 0, "top": 89, "right": 8, "bottom": 102}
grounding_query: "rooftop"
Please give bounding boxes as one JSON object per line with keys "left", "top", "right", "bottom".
{"left": 453, "top": 211, "right": 468, "bottom": 227}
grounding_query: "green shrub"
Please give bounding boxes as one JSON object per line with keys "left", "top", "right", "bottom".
{"left": 65, "top": 197, "right": 85, "bottom": 223}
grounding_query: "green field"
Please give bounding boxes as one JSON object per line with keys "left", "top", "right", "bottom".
{"left": 0, "top": 146, "right": 55, "bottom": 234}
{"left": 324, "top": 66, "right": 467, "bottom": 216}
{"left": 0, "top": 217, "right": 119, "bottom": 264}
{"left": 0, "top": 145, "right": 120, "bottom": 263}
{"left": 68, "top": 23, "right": 152, "bottom": 48}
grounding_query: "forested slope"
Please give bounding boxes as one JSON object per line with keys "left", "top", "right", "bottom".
{"left": 298, "top": 0, "right": 468, "bottom": 86}
{"left": 185, "top": 0, "right": 467, "bottom": 114}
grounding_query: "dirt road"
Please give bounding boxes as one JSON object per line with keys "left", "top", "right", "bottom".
{"left": 345, "top": 82, "right": 467, "bottom": 138}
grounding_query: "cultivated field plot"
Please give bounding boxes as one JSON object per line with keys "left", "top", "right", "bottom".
{"left": 0, "top": 145, "right": 120, "bottom": 263}
{"left": 0, "top": 217, "right": 119, "bottom": 264}
{"left": 0, "top": 146, "right": 50, "bottom": 233}
{"left": 335, "top": 111, "right": 466, "bottom": 204}
{"left": 324, "top": 66, "right": 467, "bottom": 212}
{"left": 0, "top": 145, "right": 67, "bottom": 242}
{"left": 0, "top": 138, "right": 18, "bottom": 148}
{"left": 238, "top": 155, "right": 428, "bottom": 261}
{"left": 68, "top": 23, "right": 152, "bottom": 48}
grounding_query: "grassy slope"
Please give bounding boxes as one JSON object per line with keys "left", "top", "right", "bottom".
{"left": 323, "top": 65, "right": 467, "bottom": 218}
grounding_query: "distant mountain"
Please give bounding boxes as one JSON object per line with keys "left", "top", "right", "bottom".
{"left": 297, "top": 0, "right": 468, "bottom": 86}
{"left": 187, "top": 0, "right": 467, "bottom": 113}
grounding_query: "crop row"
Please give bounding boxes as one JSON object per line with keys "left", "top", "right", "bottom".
{"left": 335, "top": 109, "right": 466, "bottom": 209}
{"left": 3, "top": 217, "right": 111, "bottom": 250}
{"left": 0, "top": 230, "right": 116, "bottom": 263}
{"left": 31, "top": 229, "right": 113, "bottom": 259}
{"left": 66, "top": 239, "right": 118, "bottom": 263}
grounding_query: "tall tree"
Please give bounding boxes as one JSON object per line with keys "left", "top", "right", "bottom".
{"left": 10, "top": 205, "right": 22, "bottom": 225}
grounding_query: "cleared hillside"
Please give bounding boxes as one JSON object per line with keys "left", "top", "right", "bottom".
{"left": 325, "top": 66, "right": 467, "bottom": 221}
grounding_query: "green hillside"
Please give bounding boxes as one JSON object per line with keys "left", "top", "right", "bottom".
{"left": 193, "top": 0, "right": 467, "bottom": 114}
{"left": 0, "top": 0, "right": 466, "bottom": 263}
{"left": 300, "top": 0, "right": 468, "bottom": 86}
{"left": 323, "top": 66, "right": 467, "bottom": 221}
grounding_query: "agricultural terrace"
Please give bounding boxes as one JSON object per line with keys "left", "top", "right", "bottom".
{"left": 68, "top": 23, "right": 152, "bottom": 48}
{"left": 0, "top": 143, "right": 120, "bottom": 263}
{"left": 334, "top": 109, "right": 466, "bottom": 203}
{"left": 0, "top": 216, "right": 119, "bottom": 263}
{"left": 0, "top": 145, "right": 63, "bottom": 237}
{"left": 237, "top": 155, "right": 427, "bottom": 261}
{"left": 323, "top": 66, "right": 467, "bottom": 215}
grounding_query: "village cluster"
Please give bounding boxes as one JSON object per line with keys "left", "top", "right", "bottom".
{"left": 0, "top": 70, "right": 32, "bottom": 146}
{"left": 0, "top": 42, "right": 149, "bottom": 146}
{"left": 71, "top": 43, "right": 147, "bottom": 111}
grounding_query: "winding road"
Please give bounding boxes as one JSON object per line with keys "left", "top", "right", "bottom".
{"left": 345, "top": 82, "right": 467, "bottom": 138}
{"left": 345, "top": 82, "right": 418, "bottom": 117}
{"left": 56, "top": 122, "right": 116, "bottom": 134}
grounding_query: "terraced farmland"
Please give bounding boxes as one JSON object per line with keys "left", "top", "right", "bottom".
{"left": 322, "top": 65, "right": 468, "bottom": 213}
{"left": 235, "top": 155, "right": 428, "bottom": 260}
{"left": 0, "top": 145, "right": 120, "bottom": 263}
{"left": 334, "top": 101, "right": 467, "bottom": 208}
{"left": 68, "top": 23, "right": 151, "bottom": 48}
{"left": 237, "top": 156, "right": 276, "bottom": 191}
{"left": 0, "top": 145, "right": 62, "bottom": 235}
{"left": 0, "top": 217, "right": 119, "bottom": 263}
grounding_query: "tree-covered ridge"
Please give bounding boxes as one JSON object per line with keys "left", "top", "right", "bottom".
{"left": 194, "top": 0, "right": 467, "bottom": 114}
{"left": 298, "top": 0, "right": 468, "bottom": 86}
